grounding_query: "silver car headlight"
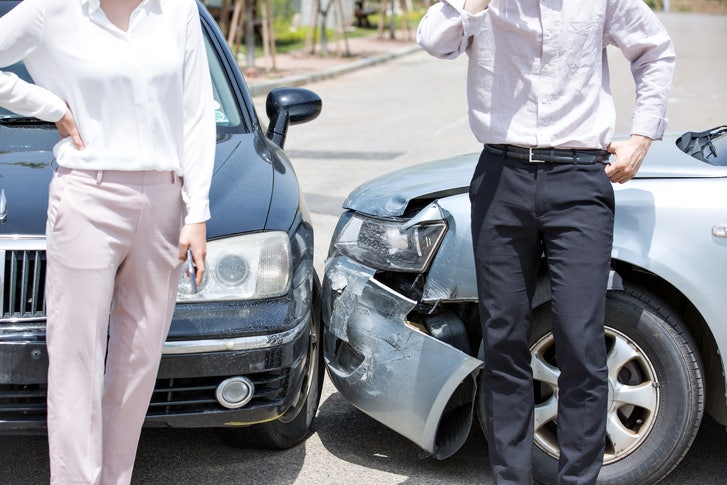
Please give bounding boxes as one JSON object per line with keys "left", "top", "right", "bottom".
{"left": 334, "top": 213, "right": 446, "bottom": 272}
{"left": 177, "top": 232, "right": 291, "bottom": 302}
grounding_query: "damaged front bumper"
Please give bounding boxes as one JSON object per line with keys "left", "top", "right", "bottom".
{"left": 322, "top": 255, "right": 482, "bottom": 458}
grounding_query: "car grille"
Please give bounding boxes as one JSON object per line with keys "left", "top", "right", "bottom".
{"left": 0, "top": 384, "right": 47, "bottom": 421}
{"left": 0, "top": 240, "right": 47, "bottom": 323}
{"left": 149, "top": 370, "right": 290, "bottom": 415}
{"left": 0, "top": 370, "right": 291, "bottom": 423}
{"left": 0, "top": 238, "right": 293, "bottom": 422}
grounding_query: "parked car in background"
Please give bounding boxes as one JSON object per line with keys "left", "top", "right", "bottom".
{"left": 0, "top": 0, "right": 324, "bottom": 450}
{"left": 322, "top": 125, "right": 727, "bottom": 484}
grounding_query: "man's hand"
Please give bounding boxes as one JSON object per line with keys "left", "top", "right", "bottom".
{"left": 179, "top": 222, "right": 207, "bottom": 287}
{"left": 605, "top": 134, "right": 653, "bottom": 184}
{"left": 55, "top": 107, "right": 85, "bottom": 150}
{"left": 463, "top": 0, "right": 490, "bottom": 14}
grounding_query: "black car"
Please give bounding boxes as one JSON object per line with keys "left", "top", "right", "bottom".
{"left": 0, "top": 0, "right": 324, "bottom": 450}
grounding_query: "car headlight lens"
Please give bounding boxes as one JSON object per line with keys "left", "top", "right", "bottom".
{"left": 334, "top": 213, "right": 446, "bottom": 272}
{"left": 216, "top": 253, "right": 249, "bottom": 287}
{"left": 177, "top": 232, "right": 291, "bottom": 302}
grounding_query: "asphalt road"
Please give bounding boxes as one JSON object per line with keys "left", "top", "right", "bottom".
{"left": 2, "top": 12, "right": 725, "bottom": 485}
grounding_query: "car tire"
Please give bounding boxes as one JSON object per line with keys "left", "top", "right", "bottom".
{"left": 476, "top": 284, "right": 704, "bottom": 485}
{"left": 216, "top": 272, "right": 325, "bottom": 450}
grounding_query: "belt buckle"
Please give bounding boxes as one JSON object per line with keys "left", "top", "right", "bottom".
{"left": 528, "top": 148, "right": 546, "bottom": 163}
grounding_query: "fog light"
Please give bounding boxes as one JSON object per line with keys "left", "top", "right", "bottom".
{"left": 216, "top": 377, "right": 254, "bottom": 409}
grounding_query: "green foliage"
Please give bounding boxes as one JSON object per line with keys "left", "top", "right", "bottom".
{"left": 235, "top": 0, "right": 429, "bottom": 54}
{"left": 271, "top": 0, "right": 298, "bottom": 21}
{"left": 644, "top": 0, "right": 727, "bottom": 12}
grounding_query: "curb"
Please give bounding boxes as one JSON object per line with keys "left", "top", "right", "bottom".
{"left": 247, "top": 43, "right": 422, "bottom": 97}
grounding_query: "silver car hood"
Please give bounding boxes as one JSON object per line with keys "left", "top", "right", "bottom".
{"left": 344, "top": 134, "right": 727, "bottom": 218}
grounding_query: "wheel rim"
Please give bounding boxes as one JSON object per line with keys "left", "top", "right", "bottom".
{"left": 531, "top": 326, "right": 660, "bottom": 464}
{"left": 278, "top": 312, "right": 320, "bottom": 425}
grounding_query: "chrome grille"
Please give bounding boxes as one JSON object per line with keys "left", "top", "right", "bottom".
{"left": 0, "top": 238, "right": 47, "bottom": 323}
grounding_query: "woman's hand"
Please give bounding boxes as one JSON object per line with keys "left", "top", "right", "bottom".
{"left": 55, "top": 107, "right": 85, "bottom": 150}
{"left": 179, "top": 222, "right": 207, "bottom": 287}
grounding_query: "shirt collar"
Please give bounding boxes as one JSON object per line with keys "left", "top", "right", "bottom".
{"left": 80, "top": 0, "right": 162, "bottom": 16}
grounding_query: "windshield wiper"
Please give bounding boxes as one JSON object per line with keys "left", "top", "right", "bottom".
{"left": 0, "top": 115, "right": 55, "bottom": 126}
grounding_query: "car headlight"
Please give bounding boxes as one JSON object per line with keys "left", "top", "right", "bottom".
{"left": 177, "top": 232, "right": 291, "bottom": 302}
{"left": 333, "top": 213, "right": 446, "bottom": 272}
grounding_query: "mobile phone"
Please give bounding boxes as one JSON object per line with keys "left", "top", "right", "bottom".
{"left": 187, "top": 248, "right": 198, "bottom": 293}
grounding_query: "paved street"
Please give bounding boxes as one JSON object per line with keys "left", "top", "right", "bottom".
{"left": 1, "top": 12, "right": 725, "bottom": 485}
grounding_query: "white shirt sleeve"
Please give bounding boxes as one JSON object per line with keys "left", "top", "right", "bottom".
{"left": 0, "top": 0, "right": 67, "bottom": 122}
{"left": 179, "top": 3, "right": 217, "bottom": 224}
{"left": 605, "top": 0, "right": 675, "bottom": 140}
{"left": 416, "top": 0, "right": 487, "bottom": 60}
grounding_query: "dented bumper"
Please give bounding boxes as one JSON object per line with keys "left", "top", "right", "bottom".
{"left": 322, "top": 255, "right": 482, "bottom": 456}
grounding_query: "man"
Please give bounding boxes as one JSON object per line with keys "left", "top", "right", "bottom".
{"left": 417, "top": 1, "right": 674, "bottom": 484}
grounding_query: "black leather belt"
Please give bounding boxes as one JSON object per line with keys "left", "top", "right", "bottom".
{"left": 484, "top": 144, "right": 610, "bottom": 164}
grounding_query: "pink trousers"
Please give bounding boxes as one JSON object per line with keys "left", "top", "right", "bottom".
{"left": 45, "top": 167, "right": 184, "bottom": 485}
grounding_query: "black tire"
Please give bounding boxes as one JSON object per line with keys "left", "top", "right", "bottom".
{"left": 476, "top": 284, "right": 704, "bottom": 485}
{"left": 216, "top": 272, "right": 324, "bottom": 450}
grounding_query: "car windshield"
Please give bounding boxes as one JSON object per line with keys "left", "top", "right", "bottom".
{"left": 0, "top": 35, "right": 243, "bottom": 130}
{"left": 676, "top": 125, "right": 727, "bottom": 167}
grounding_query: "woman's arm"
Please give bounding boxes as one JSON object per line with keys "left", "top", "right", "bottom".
{"left": 0, "top": 0, "right": 66, "bottom": 122}
{"left": 179, "top": 1, "right": 216, "bottom": 226}
{"left": 178, "top": 1, "right": 217, "bottom": 282}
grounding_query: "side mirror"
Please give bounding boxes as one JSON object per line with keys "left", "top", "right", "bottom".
{"left": 265, "top": 88, "right": 322, "bottom": 149}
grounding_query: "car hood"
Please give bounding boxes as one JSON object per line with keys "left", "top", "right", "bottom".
{"left": 344, "top": 133, "right": 727, "bottom": 218}
{"left": 0, "top": 126, "right": 58, "bottom": 235}
{"left": 0, "top": 125, "right": 273, "bottom": 237}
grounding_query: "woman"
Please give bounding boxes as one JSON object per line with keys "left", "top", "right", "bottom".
{"left": 0, "top": 0, "right": 216, "bottom": 483}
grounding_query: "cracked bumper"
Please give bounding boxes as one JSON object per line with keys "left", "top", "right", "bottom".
{"left": 322, "top": 255, "right": 481, "bottom": 454}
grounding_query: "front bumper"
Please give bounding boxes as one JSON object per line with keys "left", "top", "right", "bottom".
{"left": 0, "top": 281, "right": 315, "bottom": 432}
{"left": 322, "top": 255, "right": 481, "bottom": 456}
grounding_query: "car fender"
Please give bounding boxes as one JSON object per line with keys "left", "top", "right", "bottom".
{"left": 612, "top": 178, "right": 727, "bottom": 396}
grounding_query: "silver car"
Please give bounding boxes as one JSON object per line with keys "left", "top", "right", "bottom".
{"left": 321, "top": 126, "right": 727, "bottom": 484}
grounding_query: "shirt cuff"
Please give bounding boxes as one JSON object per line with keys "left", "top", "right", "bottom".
{"left": 43, "top": 96, "right": 68, "bottom": 123}
{"left": 631, "top": 114, "right": 668, "bottom": 141}
{"left": 443, "top": 0, "right": 488, "bottom": 35}
{"left": 184, "top": 200, "right": 210, "bottom": 225}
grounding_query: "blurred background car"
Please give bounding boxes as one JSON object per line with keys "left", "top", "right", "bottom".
{"left": 0, "top": 0, "right": 324, "bottom": 451}
{"left": 322, "top": 126, "right": 727, "bottom": 484}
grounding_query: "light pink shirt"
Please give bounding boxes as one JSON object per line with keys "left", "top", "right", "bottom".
{"left": 0, "top": 0, "right": 216, "bottom": 223}
{"left": 417, "top": 0, "right": 675, "bottom": 149}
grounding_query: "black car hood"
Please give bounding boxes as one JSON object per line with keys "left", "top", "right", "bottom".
{"left": 0, "top": 125, "right": 273, "bottom": 237}
{"left": 0, "top": 125, "right": 57, "bottom": 235}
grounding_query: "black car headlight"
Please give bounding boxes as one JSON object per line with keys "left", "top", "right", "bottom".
{"left": 177, "top": 232, "right": 291, "bottom": 301}
{"left": 333, "top": 213, "right": 446, "bottom": 272}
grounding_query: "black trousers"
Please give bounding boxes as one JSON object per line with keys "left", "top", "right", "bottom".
{"left": 469, "top": 149, "right": 614, "bottom": 485}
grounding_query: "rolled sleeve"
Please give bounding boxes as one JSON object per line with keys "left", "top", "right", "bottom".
{"left": 417, "top": 0, "right": 488, "bottom": 59}
{"left": 606, "top": 0, "right": 675, "bottom": 141}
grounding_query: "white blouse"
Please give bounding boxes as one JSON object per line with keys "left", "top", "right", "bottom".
{"left": 0, "top": 0, "right": 216, "bottom": 224}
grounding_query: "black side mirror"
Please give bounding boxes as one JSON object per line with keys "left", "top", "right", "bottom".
{"left": 265, "top": 88, "right": 322, "bottom": 149}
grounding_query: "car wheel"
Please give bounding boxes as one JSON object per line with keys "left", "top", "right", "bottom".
{"left": 217, "top": 272, "right": 324, "bottom": 450}
{"left": 476, "top": 284, "right": 704, "bottom": 484}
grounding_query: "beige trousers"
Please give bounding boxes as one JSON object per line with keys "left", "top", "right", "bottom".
{"left": 45, "top": 167, "right": 184, "bottom": 485}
